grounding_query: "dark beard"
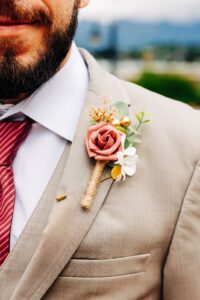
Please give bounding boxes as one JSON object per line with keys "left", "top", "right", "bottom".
{"left": 0, "top": 7, "right": 79, "bottom": 100}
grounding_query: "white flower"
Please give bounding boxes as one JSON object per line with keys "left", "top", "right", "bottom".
{"left": 115, "top": 146, "right": 138, "bottom": 181}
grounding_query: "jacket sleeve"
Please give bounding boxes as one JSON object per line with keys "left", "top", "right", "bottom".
{"left": 163, "top": 161, "right": 200, "bottom": 300}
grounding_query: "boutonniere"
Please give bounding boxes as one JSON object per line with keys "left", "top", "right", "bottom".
{"left": 81, "top": 97, "right": 151, "bottom": 210}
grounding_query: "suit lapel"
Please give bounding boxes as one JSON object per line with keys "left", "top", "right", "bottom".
{"left": 11, "top": 50, "right": 131, "bottom": 300}
{"left": 0, "top": 143, "right": 70, "bottom": 300}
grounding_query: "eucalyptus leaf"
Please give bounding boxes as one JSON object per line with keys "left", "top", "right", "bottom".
{"left": 110, "top": 101, "right": 130, "bottom": 118}
{"left": 129, "top": 134, "right": 142, "bottom": 144}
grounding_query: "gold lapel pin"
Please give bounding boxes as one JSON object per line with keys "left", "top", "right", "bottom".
{"left": 56, "top": 194, "right": 67, "bottom": 202}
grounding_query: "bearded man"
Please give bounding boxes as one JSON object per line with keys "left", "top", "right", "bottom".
{"left": 0, "top": 1, "right": 200, "bottom": 300}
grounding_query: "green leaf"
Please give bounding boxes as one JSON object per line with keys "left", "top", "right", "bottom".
{"left": 127, "top": 127, "right": 141, "bottom": 137}
{"left": 136, "top": 111, "right": 145, "bottom": 122}
{"left": 129, "top": 134, "right": 142, "bottom": 144}
{"left": 125, "top": 125, "right": 137, "bottom": 136}
{"left": 124, "top": 139, "right": 130, "bottom": 149}
{"left": 110, "top": 101, "right": 130, "bottom": 118}
{"left": 115, "top": 126, "right": 127, "bottom": 134}
{"left": 107, "top": 162, "right": 115, "bottom": 168}
{"left": 136, "top": 111, "right": 151, "bottom": 124}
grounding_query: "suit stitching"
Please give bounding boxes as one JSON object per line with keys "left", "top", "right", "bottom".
{"left": 59, "top": 271, "right": 145, "bottom": 279}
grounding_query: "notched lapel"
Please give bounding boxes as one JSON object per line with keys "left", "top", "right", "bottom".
{"left": 11, "top": 51, "right": 131, "bottom": 300}
{"left": 11, "top": 91, "right": 114, "bottom": 300}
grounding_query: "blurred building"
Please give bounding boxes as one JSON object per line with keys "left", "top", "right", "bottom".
{"left": 75, "top": 20, "right": 200, "bottom": 55}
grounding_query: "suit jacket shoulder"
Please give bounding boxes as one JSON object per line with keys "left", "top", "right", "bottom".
{"left": 121, "top": 78, "right": 200, "bottom": 163}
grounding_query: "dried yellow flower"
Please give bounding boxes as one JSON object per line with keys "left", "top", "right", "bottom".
{"left": 89, "top": 102, "right": 118, "bottom": 124}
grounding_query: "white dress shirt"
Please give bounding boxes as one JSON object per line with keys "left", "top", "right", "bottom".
{"left": 0, "top": 43, "right": 89, "bottom": 250}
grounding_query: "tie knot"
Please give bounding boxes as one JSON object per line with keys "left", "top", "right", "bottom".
{"left": 0, "top": 119, "right": 32, "bottom": 166}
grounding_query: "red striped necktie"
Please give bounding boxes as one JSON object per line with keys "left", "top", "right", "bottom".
{"left": 0, "top": 119, "right": 32, "bottom": 265}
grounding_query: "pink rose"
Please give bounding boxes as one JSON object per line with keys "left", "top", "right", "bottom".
{"left": 86, "top": 122, "right": 125, "bottom": 161}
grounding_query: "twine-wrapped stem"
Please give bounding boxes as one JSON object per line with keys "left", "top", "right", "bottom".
{"left": 81, "top": 161, "right": 107, "bottom": 210}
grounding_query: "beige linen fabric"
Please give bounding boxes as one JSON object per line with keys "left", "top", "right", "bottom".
{"left": 0, "top": 49, "right": 200, "bottom": 300}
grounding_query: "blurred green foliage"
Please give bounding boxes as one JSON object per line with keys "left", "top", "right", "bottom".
{"left": 96, "top": 46, "right": 200, "bottom": 61}
{"left": 134, "top": 72, "right": 200, "bottom": 106}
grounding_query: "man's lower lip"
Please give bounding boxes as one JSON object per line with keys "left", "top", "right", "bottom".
{"left": 0, "top": 24, "right": 36, "bottom": 36}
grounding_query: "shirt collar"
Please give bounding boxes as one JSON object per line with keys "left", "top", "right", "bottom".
{"left": 0, "top": 43, "right": 89, "bottom": 142}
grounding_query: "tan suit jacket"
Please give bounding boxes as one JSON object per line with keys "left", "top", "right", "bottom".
{"left": 1, "top": 49, "right": 200, "bottom": 300}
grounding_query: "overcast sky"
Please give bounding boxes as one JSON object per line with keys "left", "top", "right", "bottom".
{"left": 79, "top": 0, "right": 200, "bottom": 23}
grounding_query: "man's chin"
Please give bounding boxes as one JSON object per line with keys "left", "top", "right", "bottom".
{"left": 0, "top": 50, "right": 42, "bottom": 100}
{"left": 0, "top": 42, "right": 26, "bottom": 57}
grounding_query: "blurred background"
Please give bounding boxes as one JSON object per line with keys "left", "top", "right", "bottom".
{"left": 75, "top": 0, "right": 200, "bottom": 106}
